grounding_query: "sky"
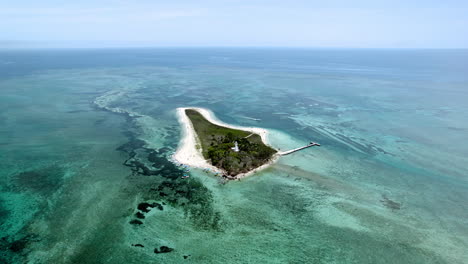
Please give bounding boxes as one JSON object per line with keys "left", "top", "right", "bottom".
{"left": 1, "top": 0, "right": 468, "bottom": 48}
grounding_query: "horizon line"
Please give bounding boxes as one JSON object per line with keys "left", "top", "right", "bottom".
{"left": 1, "top": 46, "right": 468, "bottom": 50}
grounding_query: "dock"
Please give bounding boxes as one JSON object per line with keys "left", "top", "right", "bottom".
{"left": 279, "top": 142, "right": 320, "bottom": 156}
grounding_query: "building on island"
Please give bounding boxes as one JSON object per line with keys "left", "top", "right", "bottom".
{"left": 232, "top": 141, "right": 239, "bottom": 152}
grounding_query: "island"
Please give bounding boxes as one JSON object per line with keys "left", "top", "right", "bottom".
{"left": 173, "top": 107, "right": 320, "bottom": 180}
{"left": 186, "top": 108, "right": 277, "bottom": 175}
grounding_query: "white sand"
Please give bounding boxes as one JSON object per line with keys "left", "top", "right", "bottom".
{"left": 172, "top": 107, "right": 279, "bottom": 179}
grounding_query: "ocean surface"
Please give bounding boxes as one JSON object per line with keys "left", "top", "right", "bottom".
{"left": 0, "top": 48, "right": 467, "bottom": 263}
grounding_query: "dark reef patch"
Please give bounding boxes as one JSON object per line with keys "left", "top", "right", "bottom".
{"left": 8, "top": 238, "right": 29, "bottom": 253}
{"left": 66, "top": 109, "right": 89, "bottom": 114}
{"left": 137, "top": 202, "right": 152, "bottom": 213}
{"left": 11, "top": 166, "right": 64, "bottom": 196}
{"left": 116, "top": 138, "right": 146, "bottom": 156}
{"left": 115, "top": 124, "right": 223, "bottom": 231}
{"left": 131, "top": 244, "right": 144, "bottom": 248}
{"left": 380, "top": 195, "right": 402, "bottom": 210}
{"left": 153, "top": 202, "right": 164, "bottom": 211}
{"left": 0, "top": 234, "right": 39, "bottom": 259}
{"left": 129, "top": 219, "right": 143, "bottom": 225}
{"left": 137, "top": 202, "right": 163, "bottom": 213}
{"left": 135, "top": 212, "right": 145, "bottom": 219}
{"left": 154, "top": 246, "right": 174, "bottom": 254}
{"left": 0, "top": 199, "right": 10, "bottom": 223}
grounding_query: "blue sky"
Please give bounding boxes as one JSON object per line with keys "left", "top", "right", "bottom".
{"left": 1, "top": 0, "right": 467, "bottom": 48}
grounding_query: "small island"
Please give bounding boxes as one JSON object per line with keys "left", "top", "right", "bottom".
{"left": 173, "top": 107, "right": 320, "bottom": 180}
{"left": 173, "top": 107, "right": 279, "bottom": 179}
{"left": 185, "top": 109, "right": 277, "bottom": 176}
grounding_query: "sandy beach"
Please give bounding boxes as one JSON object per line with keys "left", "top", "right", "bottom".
{"left": 172, "top": 107, "right": 279, "bottom": 179}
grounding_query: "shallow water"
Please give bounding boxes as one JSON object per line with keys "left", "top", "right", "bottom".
{"left": 0, "top": 48, "right": 467, "bottom": 263}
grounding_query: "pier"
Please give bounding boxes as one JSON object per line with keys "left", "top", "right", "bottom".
{"left": 279, "top": 142, "right": 320, "bottom": 156}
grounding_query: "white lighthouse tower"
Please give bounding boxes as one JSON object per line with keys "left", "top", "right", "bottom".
{"left": 232, "top": 141, "right": 239, "bottom": 152}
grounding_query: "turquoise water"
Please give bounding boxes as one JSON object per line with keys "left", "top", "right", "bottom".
{"left": 1, "top": 48, "right": 467, "bottom": 263}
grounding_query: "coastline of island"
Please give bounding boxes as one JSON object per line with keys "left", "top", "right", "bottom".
{"left": 172, "top": 107, "right": 280, "bottom": 180}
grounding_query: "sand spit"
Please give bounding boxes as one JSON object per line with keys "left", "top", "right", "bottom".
{"left": 172, "top": 107, "right": 279, "bottom": 180}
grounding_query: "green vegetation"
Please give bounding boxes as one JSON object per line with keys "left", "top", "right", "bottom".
{"left": 185, "top": 109, "right": 277, "bottom": 176}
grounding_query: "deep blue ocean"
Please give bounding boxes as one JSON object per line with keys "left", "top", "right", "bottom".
{"left": 1, "top": 48, "right": 467, "bottom": 263}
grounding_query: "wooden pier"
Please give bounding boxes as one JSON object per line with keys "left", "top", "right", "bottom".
{"left": 279, "top": 142, "right": 320, "bottom": 156}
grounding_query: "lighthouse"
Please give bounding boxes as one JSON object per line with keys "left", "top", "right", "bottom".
{"left": 232, "top": 141, "right": 240, "bottom": 152}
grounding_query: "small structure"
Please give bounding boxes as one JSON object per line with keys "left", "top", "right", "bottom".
{"left": 279, "top": 141, "right": 320, "bottom": 156}
{"left": 231, "top": 141, "right": 239, "bottom": 152}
